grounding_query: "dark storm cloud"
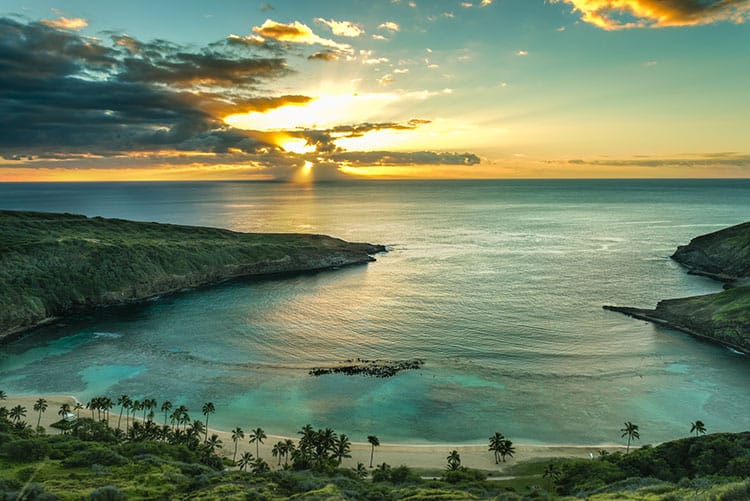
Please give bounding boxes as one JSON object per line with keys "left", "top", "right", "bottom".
{"left": 0, "top": 17, "right": 482, "bottom": 176}
{"left": 0, "top": 17, "right": 288, "bottom": 158}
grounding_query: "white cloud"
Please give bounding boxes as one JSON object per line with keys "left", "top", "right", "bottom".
{"left": 378, "top": 21, "right": 400, "bottom": 31}
{"left": 314, "top": 18, "right": 364, "bottom": 37}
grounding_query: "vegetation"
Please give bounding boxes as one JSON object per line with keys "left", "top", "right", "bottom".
{"left": 0, "top": 210, "right": 384, "bottom": 339}
{"left": 2, "top": 392, "right": 750, "bottom": 499}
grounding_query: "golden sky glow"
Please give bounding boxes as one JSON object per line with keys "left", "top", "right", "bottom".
{"left": 1, "top": 0, "right": 749, "bottom": 181}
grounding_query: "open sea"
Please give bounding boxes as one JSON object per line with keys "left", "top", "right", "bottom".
{"left": 1, "top": 179, "right": 749, "bottom": 445}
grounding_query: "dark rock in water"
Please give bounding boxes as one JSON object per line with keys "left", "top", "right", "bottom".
{"left": 309, "top": 358, "right": 424, "bottom": 378}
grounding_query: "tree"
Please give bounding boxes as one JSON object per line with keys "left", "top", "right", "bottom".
{"left": 352, "top": 462, "right": 368, "bottom": 478}
{"left": 0, "top": 390, "right": 6, "bottom": 401}
{"left": 101, "top": 397, "right": 114, "bottom": 425}
{"left": 334, "top": 434, "right": 352, "bottom": 465}
{"left": 33, "top": 398, "right": 48, "bottom": 428}
{"left": 231, "top": 427, "right": 245, "bottom": 463}
{"left": 238, "top": 451, "right": 254, "bottom": 472}
{"left": 74, "top": 402, "right": 84, "bottom": 419}
{"left": 206, "top": 433, "right": 223, "bottom": 453}
{"left": 58, "top": 403, "right": 71, "bottom": 420}
{"left": 446, "top": 450, "right": 462, "bottom": 471}
{"left": 9, "top": 405, "right": 26, "bottom": 423}
{"left": 272, "top": 441, "right": 283, "bottom": 466}
{"left": 161, "top": 400, "right": 172, "bottom": 426}
{"left": 249, "top": 427, "right": 267, "bottom": 458}
{"left": 620, "top": 421, "right": 640, "bottom": 454}
{"left": 691, "top": 420, "right": 707, "bottom": 437}
{"left": 367, "top": 435, "right": 380, "bottom": 468}
{"left": 284, "top": 439, "right": 295, "bottom": 466}
{"left": 143, "top": 398, "right": 157, "bottom": 422}
{"left": 498, "top": 439, "right": 515, "bottom": 462}
{"left": 201, "top": 402, "right": 215, "bottom": 443}
{"left": 116, "top": 395, "right": 130, "bottom": 431}
{"left": 543, "top": 462, "right": 561, "bottom": 492}
{"left": 488, "top": 431, "right": 505, "bottom": 464}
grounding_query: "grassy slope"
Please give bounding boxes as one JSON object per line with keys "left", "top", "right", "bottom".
{"left": 672, "top": 221, "right": 750, "bottom": 282}
{"left": 0, "top": 211, "right": 383, "bottom": 339}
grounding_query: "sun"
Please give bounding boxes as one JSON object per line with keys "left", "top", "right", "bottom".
{"left": 279, "top": 137, "right": 316, "bottom": 154}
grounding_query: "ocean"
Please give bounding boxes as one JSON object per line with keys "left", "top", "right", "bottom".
{"left": 1, "top": 179, "right": 749, "bottom": 445}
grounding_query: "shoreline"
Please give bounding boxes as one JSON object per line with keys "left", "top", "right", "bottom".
{"left": 2, "top": 394, "right": 630, "bottom": 471}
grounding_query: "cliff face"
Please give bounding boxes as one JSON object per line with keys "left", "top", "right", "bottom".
{"left": 0, "top": 211, "right": 385, "bottom": 340}
{"left": 671, "top": 221, "right": 750, "bottom": 284}
{"left": 605, "top": 222, "right": 750, "bottom": 353}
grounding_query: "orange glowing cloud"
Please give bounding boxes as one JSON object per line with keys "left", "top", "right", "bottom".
{"left": 41, "top": 16, "right": 89, "bottom": 30}
{"left": 552, "top": 0, "right": 750, "bottom": 29}
{"left": 252, "top": 19, "right": 352, "bottom": 52}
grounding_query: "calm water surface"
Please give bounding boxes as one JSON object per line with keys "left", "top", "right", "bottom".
{"left": 1, "top": 180, "right": 749, "bottom": 444}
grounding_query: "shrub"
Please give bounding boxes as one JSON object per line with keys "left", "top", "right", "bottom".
{"left": 1, "top": 438, "right": 50, "bottom": 462}
{"left": 63, "top": 447, "right": 129, "bottom": 467}
{"left": 88, "top": 485, "right": 128, "bottom": 501}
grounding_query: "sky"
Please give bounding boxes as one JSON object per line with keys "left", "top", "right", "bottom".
{"left": 1, "top": 0, "right": 749, "bottom": 181}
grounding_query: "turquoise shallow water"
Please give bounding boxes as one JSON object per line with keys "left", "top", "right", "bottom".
{"left": 1, "top": 179, "right": 750, "bottom": 444}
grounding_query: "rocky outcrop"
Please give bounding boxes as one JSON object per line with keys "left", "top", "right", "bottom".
{"left": 605, "top": 222, "right": 750, "bottom": 353}
{"left": 671, "top": 221, "right": 750, "bottom": 285}
{"left": 0, "top": 211, "right": 385, "bottom": 341}
{"left": 309, "top": 359, "right": 424, "bottom": 378}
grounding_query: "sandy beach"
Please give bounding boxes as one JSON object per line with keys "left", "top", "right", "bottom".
{"left": 2, "top": 394, "right": 630, "bottom": 472}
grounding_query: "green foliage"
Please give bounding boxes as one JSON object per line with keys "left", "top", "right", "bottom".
{"left": 1, "top": 437, "right": 50, "bottom": 462}
{"left": 0, "top": 211, "right": 381, "bottom": 337}
{"left": 62, "top": 447, "right": 129, "bottom": 467}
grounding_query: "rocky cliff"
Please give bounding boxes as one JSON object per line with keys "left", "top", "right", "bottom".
{"left": 0, "top": 211, "right": 385, "bottom": 340}
{"left": 605, "top": 222, "right": 750, "bottom": 353}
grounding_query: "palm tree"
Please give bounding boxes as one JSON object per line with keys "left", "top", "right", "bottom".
{"left": 251, "top": 457, "right": 270, "bottom": 474}
{"left": 498, "top": 439, "right": 515, "bottom": 462}
{"left": 161, "top": 400, "right": 172, "bottom": 426}
{"left": 488, "top": 431, "right": 505, "bottom": 464}
{"left": 367, "top": 435, "right": 380, "bottom": 468}
{"left": 33, "top": 398, "right": 48, "bottom": 428}
{"left": 9, "top": 405, "right": 26, "bottom": 423}
{"left": 238, "top": 451, "right": 254, "bottom": 472}
{"left": 620, "top": 421, "right": 640, "bottom": 454}
{"left": 690, "top": 420, "right": 707, "bottom": 436}
{"left": 249, "top": 427, "right": 267, "bottom": 458}
{"left": 231, "top": 427, "right": 245, "bottom": 463}
{"left": 272, "top": 441, "right": 284, "bottom": 466}
{"left": 58, "top": 403, "right": 71, "bottom": 419}
{"left": 102, "top": 397, "right": 113, "bottom": 425}
{"left": 334, "top": 434, "right": 352, "bottom": 465}
{"left": 0, "top": 390, "right": 6, "bottom": 401}
{"left": 446, "top": 450, "right": 462, "bottom": 471}
{"left": 201, "top": 402, "right": 215, "bottom": 443}
{"left": 206, "top": 433, "right": 223, "bottom": 453}
{"left": 143, "top": 398, "right": 157, "bottom": 422}
{"left": 131, "top": 400, "right": 142, "bottom": 425}
{"left": 73, "top": 402, "right": 83, "bottom": 419}
{"left": 284, "top": 439, "right": 295, "bottom": 466}
{"left": 352, "top": 462, "right": 368, "bottom": 478}
{"left": 116, "top": 395, "right": 130, "bottom": 430}
{"left": 543, "top": 463, "right": 561, "bottom": 492}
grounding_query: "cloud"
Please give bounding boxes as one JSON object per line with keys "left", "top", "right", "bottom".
{"left": 480, "top": 0, "right": 493, "bottom": 6}
{"left": 41, "top": 16, "right": 88, "bottom": 30}
{"left": 307, "top": 51, "right": 339, "bottom": 61}
{"left": 0, "top": 17, "right": 481, "bottom": 180}
{"left": 251, "top": 19, "right": 352, "bottom": 52}
{"left": 331, "top": 151, "right": 480, "bottom": 166}
{"left": 563, "top": 153, "right": 750, "bottom": 168}
{"left": 551, "top": 0, "right": 750, "bottom": 30}
{"left": 378, "top": 21, "right": 401, "bottom": 31}
{"left": 314, "top": 18, "right": 364, "bottom": 37}
{"left": 259, "top": 3, "right": 274, "bottom": 12}
{"left": 378, "top": 74, "right": 395, "bottom": 85}
{"left": 516, "top": 50, "right": 528, "bottom": 56}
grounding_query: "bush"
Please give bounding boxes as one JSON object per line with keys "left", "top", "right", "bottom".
{"left": 63, "top": 447, "right": 129, "bottom": 467}
{"left": 441, "top": 468, "right": 487, "bottom": 484}
{"left": 88, "top": 485, "right": 128, "bottom": 500}
{"left": 721, "top": 480, "right": 750, "bottom": 501}
{"left": 1, "top": 438, "right": 50, "bottom": 462}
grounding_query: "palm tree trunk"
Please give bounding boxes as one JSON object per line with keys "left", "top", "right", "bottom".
{"left": 118, "top": 408, "right": 124, "bottom": 430}
{"left": 626, "top": 436, "right": 631, "bottom": 454}
{"left": 233, "top": 443, "right": 238, "bottom": 463}
{"left": 370, "top": 445, "right": 374, "bottom": 468}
